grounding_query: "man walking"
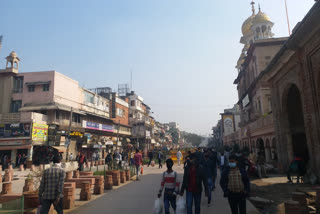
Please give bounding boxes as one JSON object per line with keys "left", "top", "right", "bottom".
{"left": 203, "top": 151, "right": 216, "bottom": 207}
{"left": 133, "top": 149, "right": 143, "bottom": 180}
{"left": 220, "top": 154, "right": 250, "bottom": 214}
{"left": 69, "top": 153, "right": 73, "bottom": 162}
{"left": 76, "top": 152, "right": 87, "bottom": 171}
{"left": 148, "top": 150, "right": 154, "bottom": 167}
{"left": 39, "top": 155, "right": 65, "bottom": 214}
{"left": 180, "top": 154, "right": 208, "bottom": 214}
{"left": 176, "top": 150, "right": 182, "bottom": 166}
{"left": 158, "top": 159, "right": 180, "bottom": 214}
{"left": 158, "top": 150, "right": 163, "bottom": 169}
{"left": 218, "top": 151, "right": 228, "bottom": 172}
{"left": 257, "top": 152, "right": 267, "bottom": 178}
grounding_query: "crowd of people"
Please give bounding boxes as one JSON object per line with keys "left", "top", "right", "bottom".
{"left": 157, "top": 147, "right": 252, "bottom": 214}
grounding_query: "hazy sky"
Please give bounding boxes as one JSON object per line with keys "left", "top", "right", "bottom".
{"left": 0, "top": 0, "right": 315, "bottom": 135}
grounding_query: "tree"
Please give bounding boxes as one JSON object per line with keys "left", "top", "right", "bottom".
{"left": 183, "top": 132, "right": 203, "bottom": 147}
{"left": 169, "top": 128, "right": 179, "bottom": 144}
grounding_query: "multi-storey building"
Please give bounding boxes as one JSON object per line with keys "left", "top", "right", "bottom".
{"left": 263, "top": 2, "right": 320, "bottom": 176}
{"left": 223, "top": 2, "right": 287, "bottom": 165}
{"left": 0, "top": 53, "right": 120, "bottom": 163}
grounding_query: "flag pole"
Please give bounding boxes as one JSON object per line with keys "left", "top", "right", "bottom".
{"left": 284, "top": 0, "right": 291, "bottom": 36}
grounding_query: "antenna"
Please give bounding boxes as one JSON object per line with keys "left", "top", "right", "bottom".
{"left": 284, "top": 0, "right": 291, "bottom": 35}
{"left": 130, "top": 69, "right": 133, "bottom": 91}
{"left": 0, "top": 35, "right": 3, "bottom": 50}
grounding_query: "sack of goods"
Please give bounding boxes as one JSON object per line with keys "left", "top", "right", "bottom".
{"left": 176, "top": 196, "right": 186, "bottom": 214}
{"left": 154, "top": 198, "right": 163, "bottom": 214}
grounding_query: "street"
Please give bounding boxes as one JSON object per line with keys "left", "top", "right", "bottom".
{"left": 70, "top": 165, "right": 258, "bottom": 214}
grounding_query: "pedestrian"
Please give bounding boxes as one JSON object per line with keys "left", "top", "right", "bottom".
{"left": 220, "top": 154, "right": 250, "bottom": 214}
{"left": 158, "top": 159, "right": 180, "bottom": 214}
{"left": 133, "top": 149, "right": 143, "bottom": 180}
{"left": 118, "top": 152, "right": 122, "bottom": 169}
{"left": 218, "top": 151, "right": 228, "bottom": 172}
{"left": 106, "top": 152, "right": 113, "bottom": 170}
{"left": 203, "top": 151, "right": 216, "bottom": 207}
{"left": 92, "top": 152, "right": 96, "bottom": 164}
{"left": 16, "top": 155, "right": 22, "bottom": 168}
{"left": 287, "top": 155, "right": 306, "bottom": 184}
{"left": 148, "top": 150, "right": 154, "bottom": 167}
{"left": 257, "top": 152, "right": 267, "bottom": 178}
{"left": 248, "top": 151, "right": 257, "bottom": 166}
{"left": 158, "top": 150, "right": 163, "bottom": 169}
{"left": 209, "top": 149, "right": 218, "bottom": 190}
{"left": 69, "top": 153, "right": 73, "bottom": 162}
{"left": 77, "top": 152, "right": 87, "bottom": 171}
{"left": 39, "top": 155, "right": 65, "bottom": 214}
{"left": 180, "top": 154, "right": 208, "bottom": 214}
{"left": 184, "top": 151, "right": 192, "bottom": 168}
{"left": 176, "top": 150, "right": 182, "bottom": 166}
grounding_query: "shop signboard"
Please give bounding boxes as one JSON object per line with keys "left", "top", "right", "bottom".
{"left": 101, "top": 124, "right": 113, "bottom": 132}
{"left": 32, "top": 123, "right": 48, "bottom": 142}
{"left": 0, "top": 123, "right": 31, "bottom": 138}
{"left": 83, "top": 120, "right": 114, "bottom": 133}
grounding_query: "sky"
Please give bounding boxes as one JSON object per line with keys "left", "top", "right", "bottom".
{"left": 0, "top": 0, "right": 316, "bottom": 136}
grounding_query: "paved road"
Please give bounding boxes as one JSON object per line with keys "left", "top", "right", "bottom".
{"left": 70, "top": 165, "right": 258, "bottom": 214}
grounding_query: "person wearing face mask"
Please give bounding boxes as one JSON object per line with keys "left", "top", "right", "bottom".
{"left": 220, "top": 155, "right": 250, "bottom": 214}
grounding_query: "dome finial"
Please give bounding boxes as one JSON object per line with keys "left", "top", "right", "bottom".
{"left": 251, "top": 1, "right": 256, "bottom": 15}
{"left": 258, "top": 3, "right": 261, "bottom": 12}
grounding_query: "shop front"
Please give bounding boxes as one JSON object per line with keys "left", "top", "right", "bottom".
{"left": 0, "top": 123, "right": 32, "bottom": 167}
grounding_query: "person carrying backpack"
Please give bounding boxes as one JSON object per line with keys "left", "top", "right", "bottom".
{"left": 158, "top": 159, "right": 180, "bottom": 214}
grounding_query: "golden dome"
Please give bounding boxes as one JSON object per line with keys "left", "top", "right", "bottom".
{"left": 242, "top": 15, "right": 255, "bottom": 36}
{"left": 253, "top": 9, "right": 271, "bottom": 25}
{"left": 9, "top": 51, "right": 17, "bottom": 58}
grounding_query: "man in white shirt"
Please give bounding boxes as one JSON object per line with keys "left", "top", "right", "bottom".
{"left": 176, "top": 150, "right": 182, "bottom": 166}
{"left": 69, "top": 153, "right": 73, "bottom": 162}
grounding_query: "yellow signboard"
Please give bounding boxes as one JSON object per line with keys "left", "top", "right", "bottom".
{"left": 32, "top": 123, "right": 48, "bottom": 142}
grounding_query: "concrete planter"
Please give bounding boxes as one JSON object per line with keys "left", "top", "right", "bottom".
{"left": 23, "top": 192, "right": 39, "bottom": 209}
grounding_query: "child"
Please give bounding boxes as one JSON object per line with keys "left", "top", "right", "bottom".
{"left": 158, "top": 159, "right": 180, "bottom": 214}
{"left": 220, "top": 154, "right": 250, "bottom": 214}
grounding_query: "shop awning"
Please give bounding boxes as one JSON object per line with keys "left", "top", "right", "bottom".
{"left": 25, "top": 81, "right": 51, "bottom": 86}
{"left": 126, "top": 138, "right": 131, "bottom": 142}
{"left": 52, "top": 146, "right": 67, "bottom": 152}
{"left": 151, "top": 139, "right": 156, "bottom": 144}
{"left": 0, "top": 145, "right": 32, "bottom": 150}
{"left": 82, "top": 145, "right": 88, "bottom": 148}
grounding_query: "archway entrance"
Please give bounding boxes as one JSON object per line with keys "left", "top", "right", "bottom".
{"left": 286, "top": 85, "right": 309, "bottom": 162}
{"left": 256, "top": 138, "right": 265, "bottom": 156}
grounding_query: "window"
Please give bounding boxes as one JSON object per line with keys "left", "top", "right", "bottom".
{"left": 13, "top": 76, "right": 23, "bottom": 93}
{"left": 117, "top": 108, "right": 125, "bottom": 117}
{"left": 84, "top": 91, "right": 94, "bottom": 103}
{"left": 56, "top": 110, "right": 60, "bottom": 120}
{"left": 28, "top": 85, "right": 35, "bottom": 92}
{"left": 131, "top": 100, "right": 135, "bottom": 106}
{"left": 11, "top": 100, "right": 22, "bottom": 113}
{"left": 43, "top": 84, "right": 50, "bottom": 91}
{"left": 72, "top": 113, "right": 81, "bottom": 123}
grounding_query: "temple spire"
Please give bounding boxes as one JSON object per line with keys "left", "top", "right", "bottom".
{"left": 251, "top": 1, "right": 256, "bottom": 15}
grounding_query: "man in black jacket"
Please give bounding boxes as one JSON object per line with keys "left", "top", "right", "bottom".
{"left": 180, "top": 154, "right": 208, "bottom": 214}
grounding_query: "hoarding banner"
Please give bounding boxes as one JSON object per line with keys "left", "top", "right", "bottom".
{"left": 83, "top": 120, "right": 114, "bottom": 132}
{"left": 0, "top": 123, "right": 31, "bottom": 138}
{"left": 86, "top": 121, "right": 99, "bottom": 130}
{"left": 32, "top": 123, "right": 48, "bottom": 142}
{"left": 101, "top": 124, "right": 113, "bottom": 132}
